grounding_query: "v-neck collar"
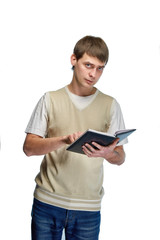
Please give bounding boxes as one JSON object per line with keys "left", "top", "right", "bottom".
{"left": 65, "top": 86, "right": 99, "bottom": 111}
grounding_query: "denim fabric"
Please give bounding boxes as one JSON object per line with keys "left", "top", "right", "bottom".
{"left": 31, "top": 198, "right": 101, "bottom": 240}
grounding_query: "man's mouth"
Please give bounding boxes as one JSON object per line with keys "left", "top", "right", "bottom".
{"left": 85, "top": 79, "right": 94, "bottom": 85}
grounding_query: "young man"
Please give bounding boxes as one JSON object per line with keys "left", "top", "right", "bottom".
{"left": 23, "top": 36, "right": 127, "bottom": 240}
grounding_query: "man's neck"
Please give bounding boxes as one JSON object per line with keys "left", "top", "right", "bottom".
{"left": 67, "top": 82, "right": 97, "bottom": 97}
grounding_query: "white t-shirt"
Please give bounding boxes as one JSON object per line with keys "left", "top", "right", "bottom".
{"left": 25, "top": 86, "right": 128, "bottom": 145}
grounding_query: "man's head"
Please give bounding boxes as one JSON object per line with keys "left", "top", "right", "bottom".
{"left": 69, "top": 36, "right": 109, "bottom": 96}
{"left": 73, "top": 35, "right": 109, "bottom": 64}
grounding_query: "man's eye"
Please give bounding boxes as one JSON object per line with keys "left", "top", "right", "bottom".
{"left": 98, "top": 67, "right": 104, "bottom": 71}
{"left": 86, "top": 64, "right": 91, "bottom": 68}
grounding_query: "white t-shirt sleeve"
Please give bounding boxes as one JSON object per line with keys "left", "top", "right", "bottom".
{"left": 107, "top": 99, "right": 128, "bottom": 145}
{"left": 25, "top": 93, "right": 48, "bottom": 138}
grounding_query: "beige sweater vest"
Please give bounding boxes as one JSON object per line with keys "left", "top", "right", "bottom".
{"left": 34, "top": 87, "right": 113, "bottom": 211}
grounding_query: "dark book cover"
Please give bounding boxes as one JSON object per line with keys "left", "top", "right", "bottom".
{"left": 66, "top": 129, "right": 136, "bottom": 155}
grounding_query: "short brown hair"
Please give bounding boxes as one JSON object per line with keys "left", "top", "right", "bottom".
{"left": 73, "top": 36, "right": 109, "bottom": 64}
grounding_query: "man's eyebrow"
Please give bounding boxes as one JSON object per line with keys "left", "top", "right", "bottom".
{"left": 84, "top": 61, "right": 105, "bottom": 68}
{"left": 84, "top": 61, "right": 93, "bottom": 64}
{"left": 99, "top": 65, "right": 105, "bottom": 68}
{"left": 97, "top": 64, "right": 105, "bottom": 69}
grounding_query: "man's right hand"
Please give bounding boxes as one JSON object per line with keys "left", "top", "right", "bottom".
{"left": 64, "top": 131, "right": 82, "bottom": 145}
{"left": 23, "top": 132, "right": 83, "bottom": 157}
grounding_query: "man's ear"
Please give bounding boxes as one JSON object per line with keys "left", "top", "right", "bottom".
{"left": 70, "top": 54, "right": 77, "bottom": 67}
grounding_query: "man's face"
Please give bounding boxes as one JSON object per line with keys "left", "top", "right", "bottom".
{"left": 71, "top": 53, "right": 105, "bottom": 90}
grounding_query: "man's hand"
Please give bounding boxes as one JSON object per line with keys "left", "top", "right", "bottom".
{"left": 64, "top": 132, "right": 83, "bottom": 145}
{"left": 23, "top": 131, "right": 82, "bottom": 157}
{"left": 82, "top": 139, "right": 125, "bottom": 165}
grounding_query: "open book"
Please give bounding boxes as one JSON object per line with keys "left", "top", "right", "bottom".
{"left": 66, "top": 128, "right": 136, "bottom": 155}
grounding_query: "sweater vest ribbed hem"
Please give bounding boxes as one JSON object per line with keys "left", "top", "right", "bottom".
{"left": 34, "top": 186, "right": 103, "bottom": 212}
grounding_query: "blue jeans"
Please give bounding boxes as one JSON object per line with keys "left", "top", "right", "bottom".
{"left": 31, "top": 198, "right": 101, "bottom": 240}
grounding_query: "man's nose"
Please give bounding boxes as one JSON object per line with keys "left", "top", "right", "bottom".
{"left": 89, "top": 68, "right": 97, "bottom": 78}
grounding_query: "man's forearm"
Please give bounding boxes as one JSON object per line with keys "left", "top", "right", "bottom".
{"left": 105, "top": 146, "right": 125, "bottom": 165}
{"left": 23, "top": 134, "right": 67, "bottom": 157}
{"left": 23, "top": 132, "right": 82, "bottom": 157}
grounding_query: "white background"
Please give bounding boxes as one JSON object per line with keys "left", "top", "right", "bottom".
{"left": 0, "top": 0, "right": 160, "bottom": 239}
